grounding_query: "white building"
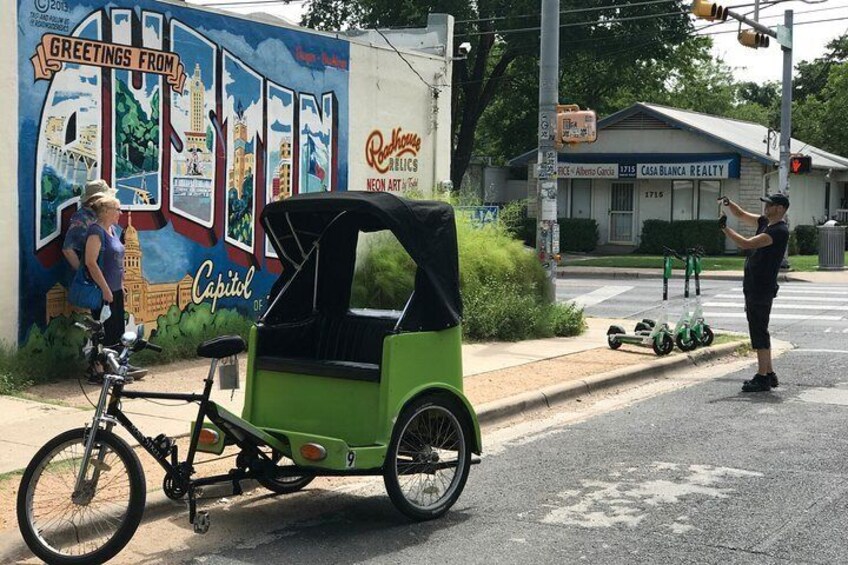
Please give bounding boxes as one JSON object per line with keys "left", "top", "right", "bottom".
{"left": 505, "top": 103, "right": 848, "bottom": 251}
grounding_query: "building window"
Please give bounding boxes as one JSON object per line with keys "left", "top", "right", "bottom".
{"left": 672, "top": 180, "right": 694, "bottom": 221}
{"left": 698, "top": 180, "right": 721, "bottom": 219}
{"left": 571, "top": 179, "right": 591, "bottom": 218}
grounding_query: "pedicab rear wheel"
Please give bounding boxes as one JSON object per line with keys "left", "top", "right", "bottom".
{"left": 384, "top": 395, "right": 472, "bottom": 521}
{"left": 255, "top": 448, "right": 315, "bottom": 495}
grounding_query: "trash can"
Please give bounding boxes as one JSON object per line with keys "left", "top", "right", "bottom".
{"left": 818, "top": 222, "right": 846, "bottom": 271}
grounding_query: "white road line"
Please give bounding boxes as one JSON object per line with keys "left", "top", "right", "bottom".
{"left": 794, "top": 349, "right": 848, "bottom": 354}
{"left": 704, "top": 312, "right": 843, "bottom": 320}
{"left": 714, "top": 294, "right": 848, "bottom": 302}
{"left": 567, "top": 285, "right": 634, "bottom": 308}
{"left": 705, "top": 302, "right": 848, "bottom": 311}
{"left": 730, "top": 287, "right": 848, "bottom": 295}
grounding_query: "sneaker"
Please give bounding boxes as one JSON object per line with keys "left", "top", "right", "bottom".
{"left": 742, "top": 374, "right": 772, "bottom": 392}
{"left": 126, "top": 364, "right": 147, "bottom": 380}
{"left": 766, "top": 372, "right": 779, "bottom": 388}
{"left": 86, "top": 372, "right": 103, "bottom": 385}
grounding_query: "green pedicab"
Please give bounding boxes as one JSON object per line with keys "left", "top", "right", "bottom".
{"left": 16, "top": 192, "right": 481, "bottom": 565}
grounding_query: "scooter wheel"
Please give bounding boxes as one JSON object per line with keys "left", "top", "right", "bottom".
{"left": 653, "top": 334, "right": 674, "bottom": 356}
{"left": 634, "top": 322, "right": 651, "bottom": 334}
{"left": 699, "top": 326, "right": 715, "bottom": 347}
{"left": 608, "top": 335, "right": 622, "bottom": 350}
{"left": 675, "top": 332, "right": 698, "bottom": 352}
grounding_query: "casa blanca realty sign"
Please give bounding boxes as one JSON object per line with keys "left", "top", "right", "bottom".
{"left": 535, "top": 159, "right": 737, "bottom": 179}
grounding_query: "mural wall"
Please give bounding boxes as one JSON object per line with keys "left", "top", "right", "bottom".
{"left": 17, "top": 0, "right": 349, "bottom": 343}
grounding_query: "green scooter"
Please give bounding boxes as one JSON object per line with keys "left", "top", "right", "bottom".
{"left": 636, "top": 247, "right": 705, "bottom": 352}
{"left": 686, "top": 247, "right": 715, "bottom": 347}
{"left": 607, "top": 250, "right": 675, "bottom": 356}
{"left": 672, "top": 248, "right": 698, "bottom": 352}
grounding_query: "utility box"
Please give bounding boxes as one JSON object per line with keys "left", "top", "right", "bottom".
{"left": 817, "top": 224, "right": 846, "bottom": 271}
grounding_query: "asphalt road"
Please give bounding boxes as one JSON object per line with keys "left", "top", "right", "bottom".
{"left": 182, "top": 278, "right": 848, "bottom": 564}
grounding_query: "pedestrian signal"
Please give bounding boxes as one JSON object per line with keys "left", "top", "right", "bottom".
{"left": 738, "top": 30, "right": 770, "bottom": 49}
{"left": 691, "top": 0, "right": 728, "bottom": 21}
{"left": 789, "top": 155, "right": 812, "bottom": 174}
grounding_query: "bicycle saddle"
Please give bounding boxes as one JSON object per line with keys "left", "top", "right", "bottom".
{"left": 197, "top": 335, "right": 246, "bottom": 359}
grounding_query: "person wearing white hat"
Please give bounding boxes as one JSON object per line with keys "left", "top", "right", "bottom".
{"left": 62, "top": 179, "right": 117, "bottom": 270}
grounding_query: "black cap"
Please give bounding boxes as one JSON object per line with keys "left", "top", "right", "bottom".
{"left": 760, "top": 193, "right": 790, "bottom": 209}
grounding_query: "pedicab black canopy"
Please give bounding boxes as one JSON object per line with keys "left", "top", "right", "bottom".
{"left": 260, "top": 192, "right": 462, "bottom": 332}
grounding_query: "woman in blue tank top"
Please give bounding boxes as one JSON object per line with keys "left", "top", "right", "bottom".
{"left": 84, "top": 195, "right": 126, "bottom": 348}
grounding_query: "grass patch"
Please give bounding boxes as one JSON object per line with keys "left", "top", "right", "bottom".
{"left": 713, "top": 333, "right": 747, "bottom": 346}
{"left": 0, "top": 469, "right": 23, "bottom": 485}
{"left": 566, "top": 252, "right": 846, "bottom": 272}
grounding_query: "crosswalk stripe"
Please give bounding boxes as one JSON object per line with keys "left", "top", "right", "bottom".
{"left": 714, "top": 294, "right": 848, "bottom": 302}
{"left": 705, "top": 301, "right": 848, "bottom": 311}
{"left": 730, "top": 287, "right": 848, "bottom": 295}
{"left": 704, "top": 312, "right": 843, "bottom": 320}
{"left": 566, "top": 285, "right": 634, "bottom": 308}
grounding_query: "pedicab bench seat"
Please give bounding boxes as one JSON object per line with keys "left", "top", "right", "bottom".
{"left": 254, "top": 312, "right": 397, "bottom": 383}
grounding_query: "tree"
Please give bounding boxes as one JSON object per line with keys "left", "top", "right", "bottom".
{"left": 792, "top": 32, "right": 848, "bottom": 158}
{"left": 302, "top": 0, "right": 697, "bottom": 189}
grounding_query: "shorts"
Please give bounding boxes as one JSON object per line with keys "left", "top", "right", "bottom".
{"left": 745, "top": 297, "right": 774, "bottom": 350}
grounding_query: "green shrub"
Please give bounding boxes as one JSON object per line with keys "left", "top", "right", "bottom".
{"left": 794, "top": 225, "right": 818, "bottom": 255}
{"left": 351, "top": 209, "right": 585, "bottom": 342}
{"left": 558, "top": 218, "right": 599, "bottom": 253}
{"left": 547, "top": 302, "right": 586, "bottom": 337}
{"left": 497, "top": 199, "right": 536, "bottom": 247}
{"left": 788, "top": 231, "right": 799, "bottom": 256}
{"left": 639, "top": 220, "right": 724, "bottom": 255}
{"left": 134, "top": 303, "right": 252, "bottom": 366}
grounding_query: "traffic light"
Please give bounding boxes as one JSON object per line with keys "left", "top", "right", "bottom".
{"left": 691, "top": 0, "right": 728, "bottom": 21}
{"left": 738, "top": 30, "right": 770, "bottom": 49}
{"left": 556, "top": 104, "right": 597, "bottom": 147}
{"left": 789, "top": 155, "right": 812, "bottom": 174}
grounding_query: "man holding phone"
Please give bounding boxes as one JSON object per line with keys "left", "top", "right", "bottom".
{"left": 718, "top": 194, "right": 790, "bottom": 392}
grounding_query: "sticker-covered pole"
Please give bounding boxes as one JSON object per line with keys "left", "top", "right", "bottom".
{"left": 537, "top": 0, "right": 559, "bottom": 301}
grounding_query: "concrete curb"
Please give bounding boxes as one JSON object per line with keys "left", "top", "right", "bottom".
{"left": 475, "top": 340, "right": 746, "bottom": 426}
{"left": 557, "top": 268, "right": 800, "bottom": 282}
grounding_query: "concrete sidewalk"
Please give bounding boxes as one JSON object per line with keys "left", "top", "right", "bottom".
{"left": 0, "top": 317, "right": 745, "bottom": 475}
{"left": 557, "top": 265, "right": 848, "bottom": 283}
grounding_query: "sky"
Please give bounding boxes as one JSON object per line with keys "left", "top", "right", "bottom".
{"left": 188, "top": 0, "right": 848, "bottom": 85}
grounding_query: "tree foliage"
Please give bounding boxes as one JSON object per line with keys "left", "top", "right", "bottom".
{"left": 792, "top": 33, "right": 848, "bottom": 158}
{"left": 303, "top": 0, "right": 699, "bottom": 184}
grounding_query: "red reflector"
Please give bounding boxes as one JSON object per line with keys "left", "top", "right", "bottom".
{"left": 300, "top": 443, "right": 327, "bottom": 461}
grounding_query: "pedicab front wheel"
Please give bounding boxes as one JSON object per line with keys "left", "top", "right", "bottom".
{"left": 17, "top": 428, "right": 146, "bottom": 565}
{"left": 384, "top": 395, "right": 472, "bottom": 521}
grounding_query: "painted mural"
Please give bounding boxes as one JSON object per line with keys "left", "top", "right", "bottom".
{"left": 18, "top": 0, "right": 350, "bottom": 344}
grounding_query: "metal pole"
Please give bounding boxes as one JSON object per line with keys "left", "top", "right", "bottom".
{"left": 537, "top": 0, "right": 559, "bottom": 301}
{"left": 753, "top": 0, "right": 759, "bottom": 21}
{"left": 778, "top": 9, "right": 793, "bottom": 268}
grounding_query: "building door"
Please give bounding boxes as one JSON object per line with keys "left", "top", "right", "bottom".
{"left": 609, "top": 182, "right": 635, "bottom": 243}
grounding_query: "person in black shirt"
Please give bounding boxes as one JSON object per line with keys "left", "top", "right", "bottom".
{"left": 719, "top": 193, "right": 790, "bottom": 392}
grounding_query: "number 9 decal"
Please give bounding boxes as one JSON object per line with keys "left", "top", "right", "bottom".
{"left": 346, "top": 451, "right": 356, "bottom": 469}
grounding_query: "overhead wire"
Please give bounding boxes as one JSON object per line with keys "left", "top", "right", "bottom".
{"left": 454, "top": 0, "right": 789, "bottom": 26}
{"left": 455, "top": 1, "right": 841, "bottom": 37}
